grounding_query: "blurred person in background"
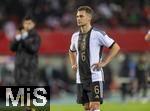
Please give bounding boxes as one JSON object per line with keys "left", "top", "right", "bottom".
{"left": 135, "top": 54, "right": 148, "bottom": 101}
{"left": 10, "top": 14, "right": 41, "bottom": 111}
{"left": 69, "top": 6, "right": 120, "bottom": 111}
{"left": 10, "top": 14, "right": 41, "bottom": 86}
{"left": 119, "top": 54, "right": 137, "bottom": 102}
{"left": 145, "top": 30, "right": 150, "bottom": 41}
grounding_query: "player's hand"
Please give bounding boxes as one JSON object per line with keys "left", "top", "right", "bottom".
{"left": 71, "top": 64, "right": 77, "bottom": 72}
{"left": 16, "top": 30, "right": 21, "bottom": 35}
{"left": 21, "top": 29, "right": 28, "bottom": 39}
{"left": 15, "top": 30, "right": 21, "bottom": 41}
{"left": 21, "top": 29, "right": 27, "bottom": 33}
{"left": 91, "top": 62, "right": 106, "bottom": 71}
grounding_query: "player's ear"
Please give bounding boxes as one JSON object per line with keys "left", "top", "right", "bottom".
{"left": 87, "top": 14, "right": 92, "bottom": 21}
{"left": 33, "top": 22, "right": 36, "bottom": 27}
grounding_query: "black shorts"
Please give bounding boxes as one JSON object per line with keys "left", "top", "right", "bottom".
{"left": 77, "top": 81, "right": 103, "bottom": 105}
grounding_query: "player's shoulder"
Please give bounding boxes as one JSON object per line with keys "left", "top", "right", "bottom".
{"left": 71, "top": 31, "right": 80, "bottom": 38}
{"left": 92, "top": 27, "right": 107, "bottom": 36}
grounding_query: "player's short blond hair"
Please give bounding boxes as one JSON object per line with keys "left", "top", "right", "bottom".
{"left": 77, "top": 6, "right": 94, "bottom": 18}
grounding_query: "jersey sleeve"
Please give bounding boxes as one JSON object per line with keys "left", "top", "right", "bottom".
{"left": 98, "top": 31, "right": 115, "bottom": 48}
{"left": 69, "top": 34, "right": 76, "bottom": 52}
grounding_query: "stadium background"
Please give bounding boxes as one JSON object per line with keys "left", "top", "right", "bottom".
{"left": 0, "top": 0, "right": 150, "bottom": 111}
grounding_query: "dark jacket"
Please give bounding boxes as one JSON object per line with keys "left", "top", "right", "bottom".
{"left": 10, "top": 29, "right": 41, "bottom": 86}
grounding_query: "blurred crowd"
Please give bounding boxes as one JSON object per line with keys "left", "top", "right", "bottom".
{"left": 117, "top": 52, "right": 150, "bottom": 102}
{"left": 0, "top": 53, "right": 150, "bottom": 102}
{"left": 0, "top": 0, "right": 149, "bottom": 30}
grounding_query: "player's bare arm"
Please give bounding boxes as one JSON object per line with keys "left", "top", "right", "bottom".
{"left": 69, "top": 50, "right": 77, "bottom": 71}
{"left": 92, "top": 43, "right": 120, "bottom": 70}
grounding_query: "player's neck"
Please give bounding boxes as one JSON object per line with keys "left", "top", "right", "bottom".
{"left": 80, "top": 24, "right": 92, "bottom": 34}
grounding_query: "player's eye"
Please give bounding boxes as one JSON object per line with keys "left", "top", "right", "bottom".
{"left": 76, "top": 15, "right": 84, "bottom": 18}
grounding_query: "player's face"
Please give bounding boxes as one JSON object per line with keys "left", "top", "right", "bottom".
{"left": 23, "top": 20, "right": 35, "bottom": 31}
{"left": 76, "top": 11, "right": 92, "bottom": 27}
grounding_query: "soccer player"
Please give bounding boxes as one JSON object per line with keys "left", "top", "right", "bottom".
{"left": 145, "top": 30, "right": 150, "bottom": 41}
{"left": 69, "top": 6, "right": 120, "bottom": 111}
{"left": 10, "top": 14, "right": 41, "bottom": 111}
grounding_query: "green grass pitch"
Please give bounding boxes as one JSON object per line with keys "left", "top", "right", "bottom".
{"left": 0, "top": 105, "right": 50, "bottom": 111}
{"left": 0, "top": 102, "right": 149, "bottom": 111}
{"left": 51, "top": 102, "right": 150, "bottom": 111}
